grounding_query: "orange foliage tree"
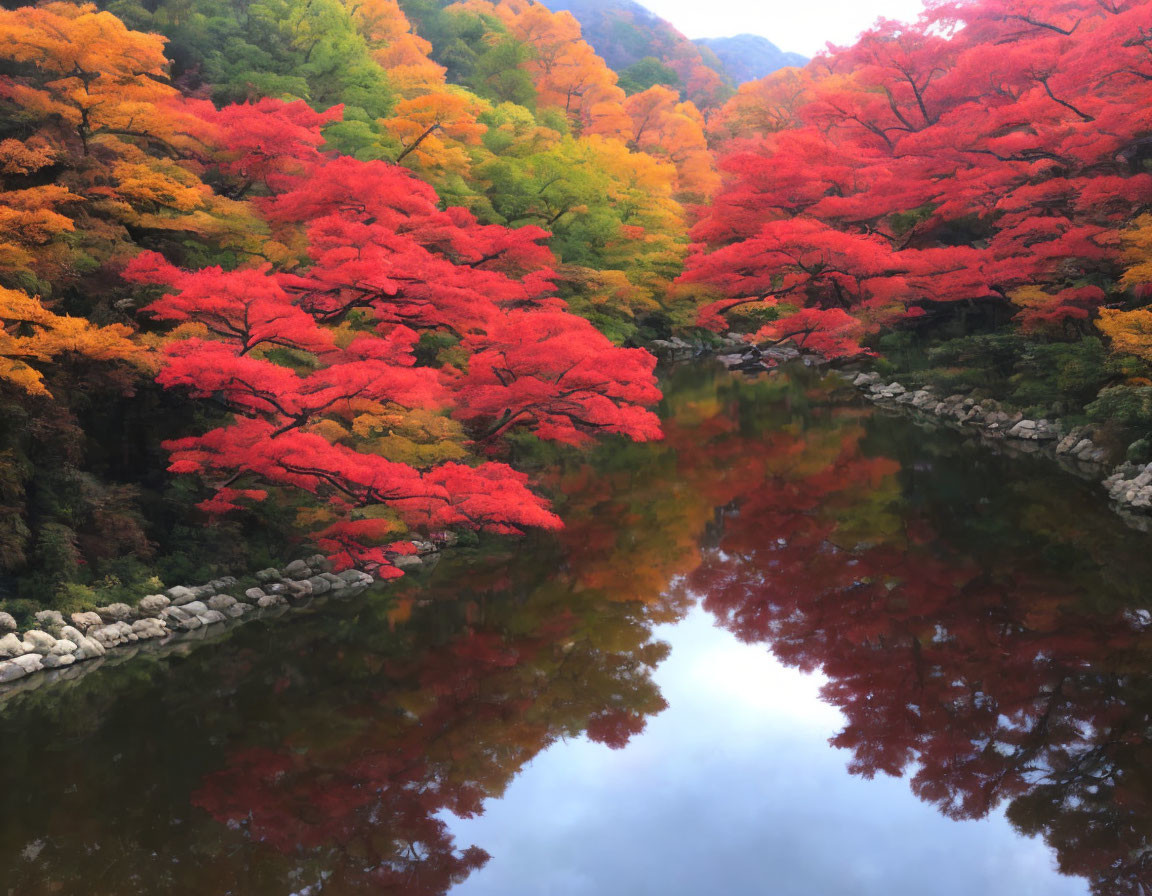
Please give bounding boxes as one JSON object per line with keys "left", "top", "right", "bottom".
{"left": 457, "top": 0, "right": 631, "bottom": 138}
{"left": 345, "top": 0, "right": 447, "bottom": 96}
{"left": 0, "top": 2, "right": 252, "bottom": 292}
{"left": 623, "top": 86, "right": 718, "bottom": 202}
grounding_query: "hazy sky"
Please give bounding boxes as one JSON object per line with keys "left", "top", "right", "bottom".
{"left": 636, "top": 0, "right": 930, "bottom": 57}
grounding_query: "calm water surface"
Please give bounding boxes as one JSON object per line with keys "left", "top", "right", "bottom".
{"left": 1, "top": 362, "right": 1149, "bottom": 895}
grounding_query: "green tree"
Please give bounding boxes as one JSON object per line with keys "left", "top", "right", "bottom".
{"left": 618, "top": 56, "right": 681, "bottom": 95}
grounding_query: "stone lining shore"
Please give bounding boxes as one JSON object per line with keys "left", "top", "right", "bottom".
{"left": 846, "top": 370, "right": 1152, "bottom": 528}
{"left": 0, "top": 537, "right": 452, "bottom": 704}
{"left": 709, "top": 340, "right": 1152, "bottom": 528}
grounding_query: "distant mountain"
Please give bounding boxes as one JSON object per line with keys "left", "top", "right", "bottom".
{"left": 694, "top": 35, "right": 809, "bottom": 83}
{"left": 536, "top": 0, "right": 805, "bottom": 102}
{"left": 539, "top": 0, "right": 701, "bottom": 74}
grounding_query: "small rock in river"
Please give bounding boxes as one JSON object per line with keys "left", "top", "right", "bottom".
{"left": 0, "top": 633, "right": 27, "bottom": 659}
{"left": 165, "top": 586, "right": 197, "bottom": 606}
{"left": 1056, "top": 431, "right": 1082, "bottom": 454}
{"left": 33, "top": 610, "right": 65, "bottom": 636}
{"left": 138, "top": 594, "right": 170, "bottom": 617}
{"left": 11, "top": 654, "right": 43, "bottom": 674}
{"left": 70, "top": 612, "right": 103, "bottom": 632}
{"left": 131, "top": 618, "right": 167, "bottom": 639}
{"left": 337, "top": 569, "right": 372, "bottom": 585}
{"left": 91, "top": 622, "right": 133, "bottom": 648}
{"left": 0, "top": 659, "right": 28, "bottom": 682}
{"left": 283, "top": 559, "right": 311, "bottom": 579}
{"left": 22, "top": 630, "right": 57, "bottom": 655}
{"left": 283, "top": 579, "right": 313, "bottom": 598}
{"left": 0, "top": 611, "right": 16, "bottom": 633}
{"left": 96, "top": 603, "right": 135, "bottom": 623}
{"left": 306, "top": 554, "right": 331, "bottom": 572}
{"left": 74, "top": 636, "right": 105, "bottom": 660}
{"left": 207, "top": 594, "right": 237, "bottom": 612}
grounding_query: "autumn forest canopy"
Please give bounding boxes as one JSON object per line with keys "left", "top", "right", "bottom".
{"left": 1, "top": 0, "right": 1152, "bottom": 612}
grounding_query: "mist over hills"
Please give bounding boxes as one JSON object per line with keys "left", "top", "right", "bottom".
{"left": 694, "top": 34, "right": 809, "bottom": 83}
{"left": 537, "top": 0, "right": 807, "bottom": 89}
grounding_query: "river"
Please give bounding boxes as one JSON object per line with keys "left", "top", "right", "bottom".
{"left": 1, "top": 361, "right": 1149, "bottom": 895}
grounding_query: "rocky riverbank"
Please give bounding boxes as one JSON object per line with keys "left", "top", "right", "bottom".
{"left": 646, "top": 333, "right": 750, "bottom": 363}
{"left": 664, "top": 342, "right": 1152, "bottom": 528}
{"left": 845, "top": 370, "right": 1152, "bottom": 528}
{"left": 0, "top": 538, "right": 451, "bottom": 704}
{"left": 716, "top": 342, "right": 831, "bottom": 373}
{"left": 648, "top": 332, "right": 829, "bottom": 372}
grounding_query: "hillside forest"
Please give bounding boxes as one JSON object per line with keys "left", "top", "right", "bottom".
{"left": 1, "top": 0, "right": 1151, "bottom": 616}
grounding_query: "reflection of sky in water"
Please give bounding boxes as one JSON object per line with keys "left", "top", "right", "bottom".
{"left": 446, "top": 606, "right": 1087, "bottom": 896}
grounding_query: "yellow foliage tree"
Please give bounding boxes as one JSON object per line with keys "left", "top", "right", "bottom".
{"left": 708, "top": 66, "right": 814, "bottom": 144}
{"left": 1097, "top": 216, "right": 1152, "bottom": 363}
{"left": 0, "top": 185, "right": 78, "bottom": 279}
{"left": 0, "top": 286, "right": 145, "bottom": 396}
{"left": 1121, "top": 214, "right": 1152, "bottom": 292}
{"left": 1097, "top": 308, "right": 1152, "bottom": 363}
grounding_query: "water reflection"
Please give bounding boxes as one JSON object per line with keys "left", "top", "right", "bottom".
{"left": 189, "top": 551, "right": 673, "bottom": 894}
{"left": 684, "top": 371, "right": 1152, "bottom": 896}
{"left": 448, "top": 607, "right": 1084, "bottom": 896}
{"left": 0, "top": 363, "right": 1148, "bottom": 894}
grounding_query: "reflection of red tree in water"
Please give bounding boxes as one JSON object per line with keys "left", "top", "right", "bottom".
{"left": 193, "top": 555, "right": 671, "bottom": 893}
{"left": 191, "top": 367, "right": 1152, "bottom": 894}
{"left": 187, "top": 373, "right": 789, "bottom": 893}
{"left": 690, "top": 424, "right": 1152, "bottom": 895}
{"left": 187, "top": 378, "right": 767, "bottom": 894}
{"left": 543, "top": 376, "right": 851, "bottom": 607}
{"left": 194, "top": 745, "right": 489, "bottom": 895}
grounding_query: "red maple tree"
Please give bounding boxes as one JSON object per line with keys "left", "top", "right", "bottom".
{"left": 126, "top": 99, "right": 663, "bottom": 572}
{"left": 688, "top": 0, "right": 1152, "bottom": 347}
